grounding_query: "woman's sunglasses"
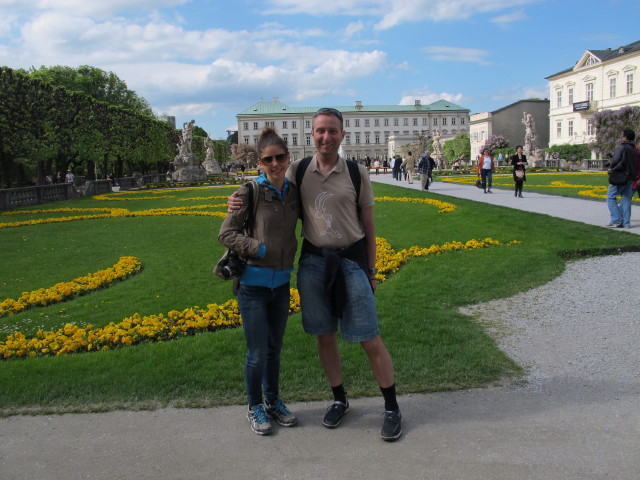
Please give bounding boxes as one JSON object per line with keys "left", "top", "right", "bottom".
{"left": 260, "top": 153, "right": 288, "bottom": 164}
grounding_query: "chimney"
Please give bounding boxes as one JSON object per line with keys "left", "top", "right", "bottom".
{"left": 272, "top": 97, "right": 279, "bottom": 102}
{"left": 415, "top": 100, "right": 421, "bottom": 106}
{"left": 355, "top": 100, "right": 363, "bottom": 110}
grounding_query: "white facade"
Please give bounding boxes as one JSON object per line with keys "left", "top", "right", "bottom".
{"left": 236, "top": 98, "right": 469, "bottom": 162}
{"left": 547, "top": 41, "right": 640, "bottom": 152}
{"left": 469, "top": 112, "right": 492, "bottom": 161}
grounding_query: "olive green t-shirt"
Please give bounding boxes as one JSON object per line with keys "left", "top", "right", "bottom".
{"left": 287, "top": 155, "right": 374, "bottom": 249}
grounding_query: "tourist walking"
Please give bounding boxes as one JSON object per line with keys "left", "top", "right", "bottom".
{"left": 510, "top": 145, "right": 528, "bottom": 198}
{"left": 402, "top": 151, "right": 416, "bottom": 184}
{"left": 605, "top": 129, "right": 637, "bottom": 228}
{"left": 218, "top": 127, "right": 299, "bottom": 436}
{"left": 477, "top": 148, "right": 495, "bottom": 193}
{"left": 417, "top": 151, "right": 436, "bottom": 191}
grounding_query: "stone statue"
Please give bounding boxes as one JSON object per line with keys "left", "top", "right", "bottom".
{"left": 171, "top": 119, "right": 206, "bottom": 182}
{"left": 431, "top": 130, "right": 446, "bottom": 169}
{"left": 522, "top": 112, "right": 541, "bottom": 167}
{"left": 202, "top": 137, "right": 223, "bottom": 175}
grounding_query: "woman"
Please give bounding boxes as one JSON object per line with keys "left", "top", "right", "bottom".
{"left": 477, "top": 148, "right": 495, "bottom": 193}
{"left": 510, "top": 145, "right": 528, "bottom": 198}
{"left": 218, "top": 127, "right": 299, "bottom": 436}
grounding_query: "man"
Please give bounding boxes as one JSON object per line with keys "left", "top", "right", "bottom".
{"left": 401, "top": 151, "right": 415, "bottom": 184}
{"left": 228, "top": 108, "right": 402, "bottom": 441}
{"left": 392, "top": 155, "right": 402, "bottom": 181}
{"left": 417, "top": 151, "right": 436, "bottom": 191}
{"left": 606, "top": 129, "right": 637, "bottom": 228}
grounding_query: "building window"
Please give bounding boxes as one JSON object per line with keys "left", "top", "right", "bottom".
{"left": 355, "top": 119, "right": 360, "bottom": 127}
{"left": 384, "top": 118, "right": 389, "bottom": 126}
{"left": 374, "top": 119, "right": 380, "bottom": 127}
{"left": 568, "top": 87, "right": 574, "bottom": 105}
{"left": 282, "top": 121, "right": 287, "bottom": 129}
{"left": 586, "top": 82, "right": 594, "bottom": 101}
{"left": 265, "top": 121, "right": 274, "bottom": 128}
{"left": 365, "top": 134, "right": 370, "bottom": 144}
{"left": 556, "top": 121, "right": 562, "bottom": 137}
{"left": 242, "top": 122, "right": 248, "bottom": 131}
{"left": 609, "top": 77, "right": 616, "bottom": 98}
{"left": 305, "top": 120, "right": 311, "bottom": 130}
{"left": 460, "top": 118, "right": 465, "bottom": 125}
{"left": 568, "top": 120, "right": 574, "bottom": 136}
{"left": 292, "top": 136, "right": 297, "bottom": 146}
{"left": 451, "top": 118, "right": 456, "bottom": 125}
{"left": 403, "top": 118, "right": 408, "bottom": 126}
{"left": 306, "top": 136, "right": 311, "bottom": 146}
{"left": 627, "top": 73, "right": 634, "bottom": 94}
{"left": 375, "top": 133, "right": 380, "bottom": 144}
{"left": 393, "top": 118, "right": 399, "bottom": 126}
{"left": 355, "top": 134, "right": 360, "bottom": 144}
{"left": 433, "top": 118, "right": 438, "bottom": 126}
{"left": 412, "top": 118, "right": 418, "bottom": 126}
{"left": 365, "top": 119, "right": 370, "bottom": 127}
{"left": 345, "top": 119, "right": 350, "bottom": 127}
{"left": 253, "top": 122, "right": 259, "bottom": 130}
{"left": 557, "top": 89, "right": 562, "bottom": 108}
{"left": 244, "top": 137, "right": 249, "bottom": 144}
{"left": 442, "top": 118, "right": 447, "bottom": 126}
{"left": 345, "top": 135, "right": 351, "bottom": 144}
{"left": 292, "top": 121, "right": 297, "bottom": 129}
{"left": 283, "top": 136, "right": 288, "bottom": 145}
{"left": 422, "top": 118, "right": 428, "bottom": 126}
{"left": 587, "top": 119, "right": 594, "bottom": 136}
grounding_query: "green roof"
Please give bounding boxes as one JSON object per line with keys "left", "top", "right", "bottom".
{"left": 237, "top": 99, "right": 469, "bottom": 116}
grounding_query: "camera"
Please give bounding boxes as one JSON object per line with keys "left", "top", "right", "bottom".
{"left": 220, "top": 251, "right": 245, "bottom": 279}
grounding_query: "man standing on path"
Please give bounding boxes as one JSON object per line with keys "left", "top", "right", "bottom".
{"left": 228, "top": 108, "right": 402, "bottom": 442}
{"left": 401, "top": 151, "right": 416, "bottom": 184}
{"left": 417, "top": 151, "right": 436, "bottom": 191}
{"left": 606, "top": 129, "right": 637, "bottom": 228}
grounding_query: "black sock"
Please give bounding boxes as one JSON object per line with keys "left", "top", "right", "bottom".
{"left": 380, "top": 383, "right": 399, "bottom": 412}
{"left": 331, "top": 384, "right": 347, "bottom": 404}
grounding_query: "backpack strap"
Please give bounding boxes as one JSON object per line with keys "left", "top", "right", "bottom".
{"left": 244, "top": 179, "right": 259, "bottom": 236}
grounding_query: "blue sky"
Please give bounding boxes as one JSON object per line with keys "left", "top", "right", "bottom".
{"left": 1, "top": 0, "right": 638, "bottom": 139}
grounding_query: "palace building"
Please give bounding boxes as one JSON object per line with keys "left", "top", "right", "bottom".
{"left": 236, "top": 97, "right": 470, "bottom": 161}
{"left": 546, "top": 40, "right": 640, "bottom": 150}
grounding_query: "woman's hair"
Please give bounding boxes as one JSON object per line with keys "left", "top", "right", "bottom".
{"left": 257, "top": 127, "right": 288, "bottom": 158}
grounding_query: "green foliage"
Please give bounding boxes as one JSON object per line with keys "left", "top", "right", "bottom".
{"left": 443, "top": 133, "right": 471, "bottom": 160}
{"left": 544, "top": 144, "right": 591, "bottom": 160}
{"left": 28, "top": 65, "right": 153, "bottom": 117}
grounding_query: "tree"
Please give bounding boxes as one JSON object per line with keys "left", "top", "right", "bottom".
{"left": 27, "top": 65, "right": 154, "bottom": 117}
{"left": 230, "top": 143, "right": 257, "bottom": 167}
{"left": 544, "top": 144, "right": 591, "bottom": 160}
{"left": 590, "top": 106, "right": 640, "bottom": 156}
{"left": 443, "top": 133, "right": 471, "bottom": 160}
{"left": 482, "top": 134, "right": 509, "bottom": 152}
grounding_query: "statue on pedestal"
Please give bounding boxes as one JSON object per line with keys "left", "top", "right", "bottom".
{"left": 432, "top": 130, "right": 446, "bottom": 169}
{"left": 522, "top": 112, "right": 541, "bottom": 166}
{"left": 202, "top": 137, "right": 223, "bottom": 174}
{"left": 171, "top": 119, "right": 207, "bottom": 182}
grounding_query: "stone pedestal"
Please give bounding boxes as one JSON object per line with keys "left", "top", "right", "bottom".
{"left": 172, "top": 153, "right": 207, "bottom": 182}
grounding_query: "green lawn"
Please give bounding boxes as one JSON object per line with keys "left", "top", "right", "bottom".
{"left": 1, "top": 178, "right": 639, "bottom": 416}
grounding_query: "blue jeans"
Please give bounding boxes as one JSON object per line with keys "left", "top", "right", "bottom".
{"left": 237, "top": 283, "right": 290, "bottom": 407}
{"left": 481, "top": 169, "right": 493, "bottom": 191}
{"left": 607, "top": 180, "right": 633, "bottom": 227}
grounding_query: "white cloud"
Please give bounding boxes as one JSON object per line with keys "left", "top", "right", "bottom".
{"left": 399, "top": 88, "right": 465, "bottom": 106}
{"left": 490, "top": 10, "right": 527, "bottom": 26}
{"left": 423, "top": 46, "right": 491, "bottom": 66}
{"left": 491, "top": 84, "right": 548, "bottom": 104}
{"left": 343, "top": 20, "right": 364, "bottom": 39}
{"left": 263, "top": 0, "right": 541, "bottom": 30}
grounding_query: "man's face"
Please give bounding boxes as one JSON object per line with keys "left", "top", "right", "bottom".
{"left": 312, "top": 114, "right": 345, "bottom": 157}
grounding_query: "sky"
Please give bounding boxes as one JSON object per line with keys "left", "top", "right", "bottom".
{"left": 1, "top": 0, "right": 639, "bottom": 140}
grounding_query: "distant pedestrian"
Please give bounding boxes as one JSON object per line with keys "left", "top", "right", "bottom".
{"left": 417, "top": 151, "right": 436, "bottom": 191}
{"left": 477, "top": 148, "right": 494, "bottom": 193}
{"left": 605, "top": 129, "right": 637, "bottom": 228}
{"left": 510, "top": 146, "right": 528, "bottom": 198}
{"left": 401, "top": 151, "right": 415, "bottom": 184}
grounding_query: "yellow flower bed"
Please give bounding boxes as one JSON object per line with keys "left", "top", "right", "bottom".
{"left": 375, "top": 196, "right": 457, "bottom": 213}
{"left": 0, "top": 237, "right": 520, "bottom": 359}
{"left": 0, "top": 257, "right": 143, "bottom": 318}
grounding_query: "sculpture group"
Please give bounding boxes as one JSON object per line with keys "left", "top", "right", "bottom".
{"left": 171, "top": 120, "right": 221, "bottom": 182}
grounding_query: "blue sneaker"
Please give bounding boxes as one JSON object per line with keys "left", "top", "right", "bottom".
{"left": 265, "top": 398, "right": 298, "bottom": 427}
{"left": 247, "top": 404, "right": 273, "bottom": 436}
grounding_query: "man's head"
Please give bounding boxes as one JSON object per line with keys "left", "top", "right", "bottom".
{"left": 623, "top": 129, "right": 636, "bottom": 141}
{"left": 425, "top": 151, "right": 431, "bottom": 157}
{"left": 312, "top": 108, "right": 345, "bottom": 158}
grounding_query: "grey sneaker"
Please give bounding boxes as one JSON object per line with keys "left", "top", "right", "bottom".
{"left": 265, "top": 398, "right": 298, "bottom": 427}
{"left": 247, "top": 404, "right": 273, "bottom": 436}
{"left": 322, "top": 400, "right": 349, "bottom": 428}
{"left": 605, "top": 222, "right": 622, "bottom": 228}
{"left": 381, "top": 410, "right": 402, "bottom": 441}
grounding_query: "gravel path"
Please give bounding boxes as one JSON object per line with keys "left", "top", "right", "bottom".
{"left": 460, "top": 252, "right": 640, "bottom": 394}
